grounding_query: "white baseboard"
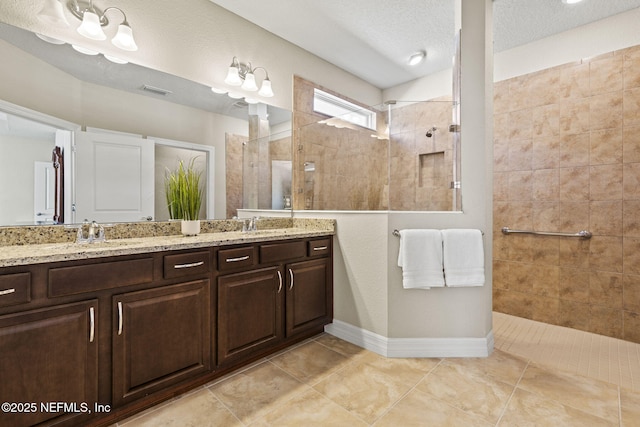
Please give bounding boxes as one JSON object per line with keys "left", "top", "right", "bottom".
{"left": 324, "top": 319, "right": 494, "bottom": 358}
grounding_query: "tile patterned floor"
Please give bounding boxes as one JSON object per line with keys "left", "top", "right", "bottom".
{"left": 117, "top": 316, "right": 640, "bottom": 426}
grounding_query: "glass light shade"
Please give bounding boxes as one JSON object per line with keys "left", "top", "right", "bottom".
{"left": 111, "top": 24, "right": 138, "bottom": 51}
{"left": 258, "top": 79, "right": 274, "bottom": 97}
{"left": 244, "top": 97, "right": 259, "bottom": 104}
{"left": 210, "top": 87, "right": 227, "bottom": 94}
{"left": 224, "top": 67, "right": 242, "bottom": 86}
{"left": 77, "top": 10, "right": 106, "bottom": 40}
{"left": 104, "top": 54, "right": 128, "bottom": 64}
{"left": 37, "top": 0, "right": 70, "bottom": 27}
{"left": 72, "top": 44, "right": 100, "bottom": 55}
{"left": 227, "top": 92, "right": 243, "bottom": 99}
{"left": 408, "top": 51, "right": 425, "bottom": 66}
{"left": 241, "top": 72, "right": 258, "bottom": 91}
{"left": 36, "top": 33, "right": 66, "bottom": 45}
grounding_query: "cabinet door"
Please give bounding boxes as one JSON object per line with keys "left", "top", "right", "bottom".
{"left": 112, "top": 280, "right": 211, "bottom": 406}
{"left": 218, "top": 267, "right": 283, "bottom": 366}
{"left": 286, "top": 258, "right": 332, "bottom": 337}
{"left": 0, "top": 300, "right": 98, "bottom": 427}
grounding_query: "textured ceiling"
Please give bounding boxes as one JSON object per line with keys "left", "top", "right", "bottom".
{"left": 210, "top": 0, "right": 640, "bottom": 88}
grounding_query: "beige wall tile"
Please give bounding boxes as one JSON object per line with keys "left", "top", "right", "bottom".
{"left": 559, "top": 167, "right": 590, "bottom": 201}
{"left": 623, "top": 274, "right": 640, "bottom": 313}
{"left": 590, "top": 164, "right": 623, "bottom": 201}
{"left": 532, "top": 136, "right": 560, "bottom": 170}
{"left": 590, "top": 56, "right": 623, "bottom": 96}
{"left": 623, "top": 200, "right": 640, "bottom": 237}
{"left": 623, "top": 237, "right": 640, "bottom": 275}
{"left": 589, "top": 271, "right": 623, "bottom": 309}
{"left": 560, "top": 99, "right": 590, "bottom": 135}
{"left": 589, "top": 306, "right": 623, "bottom": 338}
{"left": 559, "top": 268, "right": 590, "bottom": 303}
{"left": 590, "top": 92, "right": 623, "bottom": 131}
{"left": 623, "top": 162, "right": 640, "bottom": 199}
{"left": 591, "top": 128, "right": 622, "bottom": 165}
{"left": 623, "top": 125, "right": 640, "bottom": 163}
{"left": 558, "top": 63, "right": 590, "bottom": 100}
{"left": 624, "top": 87, "right": 640, "bottom": 127}
{"left": 589, "top": 236, "right": 623, "bottom": 273}
{"left": 590, "top": 200, "right": 623, "bottom": 236}
{"left": 559, "top": 133, "right": 590, "bottom": 167}
{"left": 623, "top": 311, "right": 640, "bottom": 342}
{"left": 508, "top": 138, "right": 533, "bottom": 171}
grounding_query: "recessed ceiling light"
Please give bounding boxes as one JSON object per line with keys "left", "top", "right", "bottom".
{"left": 408, "top": 51, "right": 426, "bottom": 66}
{"left": 562, "top": 0, "right": 584, "bottom": 4}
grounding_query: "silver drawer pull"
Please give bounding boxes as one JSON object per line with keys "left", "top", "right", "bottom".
{"left": 226, "top": 255, "right": 250, "bottom": 263}
{"left": 313, "top": 246, "right": 328, "bottom": 251}
{"left": 0, "top": 288, "right": 16, "bottom": 296}
{"left": 89, "top": 307, "right": 95, "bottom": 343}
{"left": 288, "top": 268, "right": 294, "bottom": 291}
{"left": 117, "top": 301, "right": 123, "bottom": 336}
{"left": 277, "top": 270, "right": 283, "bottom": 293}
{"left": 174, "top": 261, "right": 205, "bottom": 269}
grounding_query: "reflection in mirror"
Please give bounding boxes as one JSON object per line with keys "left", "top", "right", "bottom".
{"left": 0, "top": 22, "right": 292, "bottom": 226}
{"left": 291, "top": 74, "right": 461, "bottom": 212}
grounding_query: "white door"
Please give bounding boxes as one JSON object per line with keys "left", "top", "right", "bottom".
{"left": 74, "top": 131, "right": 154, "bottom": 223}
{"left": 33, "top": 161, "right": 55, "bottom": 223}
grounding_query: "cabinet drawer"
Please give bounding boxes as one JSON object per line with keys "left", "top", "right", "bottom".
{"left": 0, "top": 272, "right": 31, "bottom": 308}
{"left": 260, "top": 241, "right": 306, "bottom": 264}
{"left": 308, "top": 239, "right": 331, "bottom": 257}
{"left": 218, "top": 246, "right": 256, "bottom": 271}
{"left": 49, "top": 258, "right": 154, "bottom": 297}
{"left": 164, "top": 251, "right": 211, "bottom": 279}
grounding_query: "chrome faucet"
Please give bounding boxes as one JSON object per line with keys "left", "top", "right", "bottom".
{"left": 74, "top": 220, "right": 107, "bottom": 243}
{"left": 241, "top": 216, "right": 259, "bottom": 232}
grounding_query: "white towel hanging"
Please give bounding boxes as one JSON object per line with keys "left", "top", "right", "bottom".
{"left": 397, "top": 229, "right": 445, "bottom": 289}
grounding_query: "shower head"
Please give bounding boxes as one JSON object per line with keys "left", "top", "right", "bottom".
{"left": 425, "top": 127, "right": 437, "bottom": 137}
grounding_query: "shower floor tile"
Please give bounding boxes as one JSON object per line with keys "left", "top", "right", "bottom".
{"left": 493, "top": 311, "right": 640, "bottom": 391}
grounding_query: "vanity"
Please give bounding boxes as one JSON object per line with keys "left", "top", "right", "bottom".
{"left": 0, "top": 221, "right": 334, "bottom": 427}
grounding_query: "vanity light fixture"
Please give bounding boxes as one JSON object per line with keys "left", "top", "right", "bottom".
{"left": 408, "top": 50, "right": 426, "bottom": 66}
{"left": 562, "top": 0, "right": 584, "bottom": 4}
{"left": 37, "top": 0, "right": 138, "bottom": 51}
{"left": 37, "top": 0, "right": 71, "bottom": 26}
{"left": 224, "top": 57, "right": 275, "bottom": 97}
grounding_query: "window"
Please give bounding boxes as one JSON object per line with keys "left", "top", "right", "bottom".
{"left": 313, "top": 88, "right": 376, "bottom": 130}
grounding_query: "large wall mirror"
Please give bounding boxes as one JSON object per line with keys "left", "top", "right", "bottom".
{"left": 0, "top": 22, "right": 292, "bottom": 227}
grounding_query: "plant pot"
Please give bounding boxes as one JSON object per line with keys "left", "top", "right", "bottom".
{"left": 181, "top": 220, "right": 201, "bottom": 236}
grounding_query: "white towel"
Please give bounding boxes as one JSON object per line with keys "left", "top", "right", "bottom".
{"left": 397, "top": 229, "right": 445, "bottom": 289}
{"left": 441, "top": 229, "right": 485, "bottom": 287}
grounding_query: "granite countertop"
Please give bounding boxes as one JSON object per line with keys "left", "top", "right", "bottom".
{"left": 0, "top": 220, "right": 335, "bottom": 268}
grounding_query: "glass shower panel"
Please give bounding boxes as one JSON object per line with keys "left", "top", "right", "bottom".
{"left": 387, "top": 100, "right": 459, "bottom": 211}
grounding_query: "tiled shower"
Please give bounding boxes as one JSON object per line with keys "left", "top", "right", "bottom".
{"left": 493, "top": 43, "right": 640, "bottom": 343}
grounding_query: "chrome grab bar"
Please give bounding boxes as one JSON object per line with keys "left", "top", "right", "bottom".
{"left": 501, "top": 227, "right": 592, "bottom": 239}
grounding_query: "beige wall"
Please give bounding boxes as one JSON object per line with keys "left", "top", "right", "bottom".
{"left": 493, "top": 43, "right": 640, "bottom": 342}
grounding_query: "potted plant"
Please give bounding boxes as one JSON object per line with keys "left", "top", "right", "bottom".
{"left": 165, "top": 158, "right": 203, "bottom": 236}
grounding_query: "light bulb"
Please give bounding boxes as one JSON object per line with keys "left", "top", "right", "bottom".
{"left": 258, "top": 79, "right": 274, "bottom": 97}
{"left": 241, "top": 72, "right": 258, "bottom": 91}
{"left": 111, "top": 23, "right": 138, "bottom": 51}
{"left": 77, "top": 10, "right": 106, "bottom": 40}
{"left": 225, "top": 66, "right": 242, "bottom": 86}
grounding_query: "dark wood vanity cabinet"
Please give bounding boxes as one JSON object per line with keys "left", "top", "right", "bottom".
{"left": 112, "top": 279, "right": 211, "bottom": 406}
{"left": 216, "top": 237, "right": 333, "bottom": 366}
{"left": 217, "top": 267, "right": 283, "bottom": 365}
{"left": 0, "top": 234, "right": 332, "bottom": 426}
{"left": 0, "top": 300, "right": 98, "bottom": 427}
{"left": 285, "top": 257, "right": 332, "bottom": 337}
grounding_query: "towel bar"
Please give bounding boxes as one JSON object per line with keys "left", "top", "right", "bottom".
{"left": 501, "top": 227, "right": 592, "bottom": 239}
{"left": 392, "top": 229, "right": 484, "bottom": 237}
